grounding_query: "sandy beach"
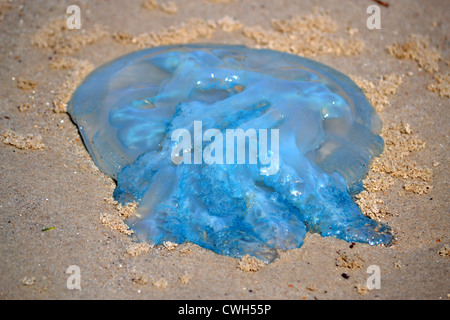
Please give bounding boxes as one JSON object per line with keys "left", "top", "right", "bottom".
{"left": 0, "top": 0, "right": 448, "bottom": 300}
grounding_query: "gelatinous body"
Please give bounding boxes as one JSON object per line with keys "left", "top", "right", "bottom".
{"left": 68, "top": 44, "right": 392, "bottom": 262}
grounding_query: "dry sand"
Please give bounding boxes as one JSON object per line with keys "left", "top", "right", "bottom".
{"left": 0, "top": 0, "right": 448, "bottom": 299}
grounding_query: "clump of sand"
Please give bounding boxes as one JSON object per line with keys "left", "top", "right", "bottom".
{"left": 99, "top": 198, "right": 139, "bottom": 236}
{"left": 131, "top": 274, "right": 149, "bottom": 285}
{"left": 387, "top": 34, "right": 441, "bottom": 73}
{"left": 21, "top": 277, "right": 36, "bottom": 286}
{"left": 126, "top": 243, "right": 153, "bottom": 257}
{"left": 352, "top": 74, "right": 404, "bottom": 113}
{"left": 116, "top": 202, "right": 139, "bottom": 219}
{"left": 238, "top": 255, "right": 265, "bottom": 272}
{"left": 335, "top": 251, "right": 365, "bottom": 270}
{"left": 206, "top": 0, "right": 235, "bottom": 3}
{"left": 49, "top": 56, "right": 82, "bottom": 70}
{"left": 306, "top": 284, "right": 318, "bottom": 292}
{"left": 32, "top": 18, "right": 108, "bottom": 55}
{"left": 355, "top": 190, "right": 389, "bottom": 220}
{"left": 142, "top": 0, "right": 159, "bottom": 10}
{"left": 217, "top": 16, "right": 243, "bottom": 33}
{"left": 142, "top": 0, "right": 178, "bottom": 14}
{"left": 16, "top": 78, "right": 38, "bottom": 91}
{"left": 437, "top": 245, "right": 449, "bottom": 257}
{"left": 17, "top": 103, "right": 32, "bottom": 112}
{"left": 0, "top": 129, "right": 45, "bottom": 150}
{"left": 111, "top": 32, "right": 134, "bottom": 44}
{"left": 428, "top": 73, "right": 450, "bottom": 98}
{"left": 355, "top": 284, "right": 370, "bottom": 295}
{"left": 152, "top": 278, "right": 168, "bottom": 289}
{"left": 162, "top": 241, "right": 178, "bottom": 251}
{"left": 105, "top": 194, "right": 138, "bottom": 214}
{"left": 160, "top": 2, "right": 178, "bottom": 14}
{"left": 179, "top": 272, "right": 191, "bottom": 284}
{"left": 99, "top": 213, "right": 134, "bottom": 236}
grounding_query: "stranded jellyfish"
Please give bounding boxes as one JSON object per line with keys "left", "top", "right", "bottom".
{"left": 68, "top": 44, "right": 392, "bottom": 262}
